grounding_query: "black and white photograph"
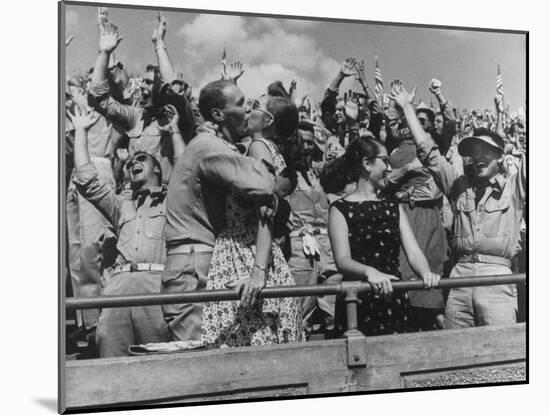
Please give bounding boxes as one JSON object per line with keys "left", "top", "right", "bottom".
{"left": 57, "top": 0, "right": 529, "bottom": 412}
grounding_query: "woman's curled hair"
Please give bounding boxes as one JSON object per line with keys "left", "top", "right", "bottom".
{"left": 320, "top": 137, "right": 384, "bottom": 195}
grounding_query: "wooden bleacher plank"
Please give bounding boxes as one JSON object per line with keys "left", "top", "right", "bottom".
{"left": 64, "top": 323, "right": 526, "bottom": 410}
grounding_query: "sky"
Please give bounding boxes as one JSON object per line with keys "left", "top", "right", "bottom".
{"left": 65, "top": 4, "right": 527, "bottom": 111}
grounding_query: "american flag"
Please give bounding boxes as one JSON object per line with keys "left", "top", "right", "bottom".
{"left": 496, "top": 64, "right": 504, "bottom": 98}
{"left": 374, "top": 56, "right": 384, "bottom": 98}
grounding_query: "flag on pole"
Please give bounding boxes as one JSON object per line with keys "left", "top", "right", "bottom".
{"left": 374, "top": 56, "right": 384, "bottom": 99}
{"left": 496, "top": 64, "right": 504, "bottom": 98}
{"left": 221, "top": 45, "right": 227, "bottom": 78}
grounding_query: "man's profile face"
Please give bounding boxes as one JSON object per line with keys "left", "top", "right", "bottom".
{"left": 469, "top": 141, "right": 502, "bottom": 180}
{"left": 221, "top": 84, "right": 248, "bottom": 140}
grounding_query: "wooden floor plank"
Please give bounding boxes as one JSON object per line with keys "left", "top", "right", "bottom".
{"left": 65, "top": 324, "right": 526, "bottom": 409}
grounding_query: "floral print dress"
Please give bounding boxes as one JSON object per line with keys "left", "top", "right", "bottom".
{"left": 331, "top": 198, "right": 411, "bottom": 336}
{"left": 201, "top": 139, "right": 303, "bottom": 347}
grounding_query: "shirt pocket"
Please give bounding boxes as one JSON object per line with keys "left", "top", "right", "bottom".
{"left": 455, "top": 195, "right": 475, "bottom": 238}
{"left": 483, "top": 196, "right": 511, "bottom": 238}
{"left": 144, "top": 206, "right": 166, "bottom": 240}
{"left": 117, "top": 210, "right": 137, "bottom": 245}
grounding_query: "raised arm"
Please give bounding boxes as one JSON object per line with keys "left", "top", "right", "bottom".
{"left": 226, "top": 62, "right": 245, "bottom": 84}
{"left": 157, "top": 104, "right": 186, "bottom": 160}
{"left": 89, "top": 13, "right": 140, "bottom": 130}
{"left": 152, "top": 12, "right": 176, "bottom": 83}
{"left": 355, "top": 59, "right": 375, "bottom": 101}
{"left": 494, "top": 95, "right": 505, "bottom": 138}
{"left": 320, "top": 58, "right": 357, "bottom": 128}
{"left": 68, "top": 106, "right": 119, "bottom": 225}
{"left": 199, "top": 138, "right": 275, "bottom": 203}
{"left": 389, "top": 80, "right": 428, "bottom": 147}
{"left": 328, "top": 57, "right": 357, "bottom": 92}
{"left": 429, "top": 78, "right": 456, "bottom": 121}
{"left": 91, "top": 8, "right": 123, "bottom": 91}
{"left": 390, "top": 81, "right": 457, "bottom": 196}
{"left": 398, "top": 205, "right": 440, "bottom": 288}
{"left": 288, "top": 80, "right": 297, "bottom": 102}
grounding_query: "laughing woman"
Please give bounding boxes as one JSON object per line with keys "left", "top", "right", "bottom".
{"left": 323, "top": 137, "right": 441, "bottom": 337}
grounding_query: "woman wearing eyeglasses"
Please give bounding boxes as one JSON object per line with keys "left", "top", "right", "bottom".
{"left": 201, "top": 93, "right": 303, "bottom": 348}
{"left": 323, "top": 136, "right": 440, "bottom": 337}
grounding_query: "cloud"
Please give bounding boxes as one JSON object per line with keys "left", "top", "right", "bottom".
{"left": 178, "top": 14, "right": 248, "bottom": 54}
{"left": 66, "top": 9, "right": 80, "bottom": 36}
{"left": 176, "top": 14, "right": 338, "bottom": 101}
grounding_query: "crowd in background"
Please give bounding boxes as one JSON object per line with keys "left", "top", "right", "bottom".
{"left": 65, "top": 8, "right": 527, "bottom": 358}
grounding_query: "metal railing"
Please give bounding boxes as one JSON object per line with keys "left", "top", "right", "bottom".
{"left": 66, "top": 273, "right": 526, "bottom": 366}
{"left": 66, "top": 274, "right": 526, "bottom": 317}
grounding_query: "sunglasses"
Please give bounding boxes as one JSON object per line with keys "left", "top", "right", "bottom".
{"left": 418, "top": 117, "right": 428, "bottom": 125}
{"left": 126, "top": 154, "right": 149, "bottom": 170}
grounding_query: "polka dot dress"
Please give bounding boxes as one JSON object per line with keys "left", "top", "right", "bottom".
{"left": 332, "top": 199, "right": 411, "bottom": 336}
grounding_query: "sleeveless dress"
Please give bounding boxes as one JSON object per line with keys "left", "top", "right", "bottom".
{"left": 201, "top": 139, "right": 303, "bottom": 347}
{"left": 332, "top": 198, "right": 411, "bottom": 336}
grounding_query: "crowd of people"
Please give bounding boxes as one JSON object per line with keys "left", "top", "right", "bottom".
{"left": 65, "top": 9, "right": 527, "bottom": 358}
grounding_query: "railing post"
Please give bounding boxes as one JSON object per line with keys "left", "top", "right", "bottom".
{"left": 342, "top": 282, "right": 367, "bottom": 368}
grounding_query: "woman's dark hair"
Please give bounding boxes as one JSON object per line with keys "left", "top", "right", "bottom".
{"left": 147, "top": 65, "right": 162, "bottom": 109}
{"left": 320, "top": 137, "right": 384, "bottom": 195}
{"left": 266, "top": 96, "right": 299, "bottom": 142}
{"left": 417, "top": 108, "right": 435, "bottom": 125}
{"left": 158, "top": 82, "right": 196, "bottom": 144}
{"left": 368, "top": 111, "right": 384, "bottom": 140}
{"left": 267, "top": 81, "right": 290, "bottom": 99}
{"left": 277, "top": 131, "right": 300, "bottom": 194}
